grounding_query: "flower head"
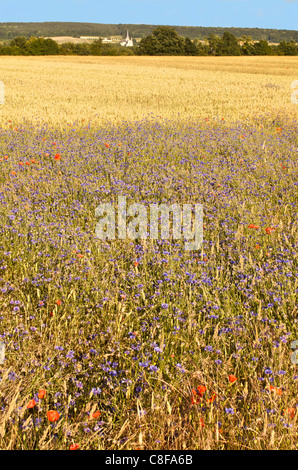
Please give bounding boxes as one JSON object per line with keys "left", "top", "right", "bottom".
{"left": 27, "top": 399, "right": 36, "bottom": 409}
{"left": 229, "top": 375, "right": 237, "bottom": 383}
{"left": 47, "top": 410, "right": 60, "bottom": 422}
{"left": 38, "top": 389, "right": 46, "bottom": 399}
{"left": 70, "top": 443, "right": 80, "bottom": 450}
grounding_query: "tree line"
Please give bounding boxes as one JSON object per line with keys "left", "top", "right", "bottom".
{"left": 138, "top": 27, "right": 298, "bottom": 56}
{"left": 0, "top": 21, "right": 297, "bottom": 43}
{"left": 0, "top": 28, "right": 297, "bottom": 56}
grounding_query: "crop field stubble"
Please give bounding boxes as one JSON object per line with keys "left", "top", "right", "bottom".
{"left": 0, "top": 55, "right": 297, "bottom": 450}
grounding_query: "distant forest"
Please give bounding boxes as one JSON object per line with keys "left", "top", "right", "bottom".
{"left": 0, "top": 22, "right": 297, "bottom": 43}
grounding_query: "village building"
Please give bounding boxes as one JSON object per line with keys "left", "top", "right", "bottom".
{"left": 120, "top": 31, "right": 134, "bottom": 47}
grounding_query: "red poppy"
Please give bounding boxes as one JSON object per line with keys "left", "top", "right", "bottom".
{"left": 54, "top": 153, "right": 61, "bottom": 161}
{"left": 265, "top": 227, "right": 274, "bottom": 234}
{"left": 47, "top": 410, "right": 60, "bottom": 422}
{"left": 207, "top": 392, "right": 217, "bottom": 403}
{"left": 197, "top": 385, "right": 207, "bottom": 397}
{"left": 91, "top": 411, "right": 101, "bottom": 419}
{"left": 27, "top": 399, "right": 36, "bottom": 409}
{"left": 248, "top": 224, "right": 259, "bottom": 229}
{"left": 38, "top": 389, "right": 46, "bottom": 399}
{"left": 283, "top": 408, "right": 295, "bottom": 420}
{"left": 269, "top": 385, "right": 282, "bottom": 396}
{"left": 70, "top": 443, "right": 80, "bottom": 450}
{"left": 105, "top": 143, "right": 110, "bottom": 148}
{"left": 55, "top": 300, "right": 61, "bottom": 306}
{"left": 229, "top": 375, "right": 237, "bottom": 383}
{"left": 191, "top": 395, "right": 201, "bottom": 405}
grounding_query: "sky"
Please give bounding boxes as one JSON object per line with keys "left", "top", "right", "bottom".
{"left": 0, "top": 0, "right": 297, "bottom": 30}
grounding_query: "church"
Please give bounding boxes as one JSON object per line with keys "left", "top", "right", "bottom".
{"left": 120, "top": 31, "right": 134, "bottom": 47}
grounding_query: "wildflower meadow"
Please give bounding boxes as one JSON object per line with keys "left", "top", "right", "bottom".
{"left": 0, "top": 56, "right": 297, "bottom": 450}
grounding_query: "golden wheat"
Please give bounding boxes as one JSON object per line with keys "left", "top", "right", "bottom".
{"left": 0, "top": 55, "right": 297, "bottom": 127}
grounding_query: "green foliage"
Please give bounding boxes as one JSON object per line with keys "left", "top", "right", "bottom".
{"left": 0, "top": 22, "right": 297, "bottom": 43}
{"left": 139, "top": 26, "right": 185, "bottom": 55}
{"left": 277, "top": 40, "right": 298, "bottom": 56}
{"left": 0, "top": 30, "right": 297, "bottom": 56}
{"left": 252, "top": 40, "right": 272, "bottom": 56}
{"left": 184, "top": 37, "right": 200, "bottom": 56}
{"left": 220, "top": 32, "right": 241, "bottom": 56}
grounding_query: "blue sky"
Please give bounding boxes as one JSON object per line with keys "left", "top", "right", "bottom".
{"left": 0, "top": 0, "right": 297, "bottom": 30}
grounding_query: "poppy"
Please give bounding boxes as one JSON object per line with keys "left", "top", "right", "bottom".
{"left": 191, "top": 395, "right": 201, "bottom": 405}
{"left": 47, "top": 410, "right": 60, "bottom": 422}
{"left": 265, "top": 227, "right": 274, "bottom": 234}
{"left": 105, "top": 143, "right": 110, "bottom": 148}
{"left": 269, "top": 385, "right": 282, "bottom": 396}
{"left": 54, "top": 153, "right": 61, "bottom": 161}
{"left": 197, "top": 385, "right": 207, "bottom": 397}
{"left": 55, "top": 300, "right": 61, "bottom": 306}
{"left": 91, "top": 411, "right": 101, "bottom": 419}
{"left": 70, "top": 443, "right": 80, "bottom": 450}
{"left": 283, "top": 408, "right": 295, "bottom": 420}
{"left": 11, "top": 171, "right": 16, "bottom": 176}
{"left": 207, "top": 392, "right": 217, "bottom": 403}
{"left": 199, "top": 417, "right": 205, "bottom": 427}
{"left": 27, "top": 399, "right": 36, "bottom": 409}
{"left": 248, "top": 224, "right": 259, "bottom": 229}
{"left": 229, "top": 375, "right": 237, "bottom": 383}
{"left": 38, "top": 389, "right": 46, "bottom": 399}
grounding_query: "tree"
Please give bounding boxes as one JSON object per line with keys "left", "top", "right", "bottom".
{"left": 253, "top": 40, "right": 272, "bottom": 55}
{"left": 219, "top": 32, "right": 241, "bottom": 55}
{"left": 25, "top": 37, "right": 59, "bottom": 55}
{"left": 277, "top": 40, "right": 298, "bottom": 56}
{"left": 207, "top": 34, "right": 223, "bottom": 55}
{"left": 90, "top": 38, "right": 102, "bottom": 56}
{"left": 241, "top": 35, "right": 254, "bottom": 55}
{"left": 184, "top": 37, "right": 199, "bottom": 55}
{"left": 139, "top": 26, "right": 185, "bottom": 55}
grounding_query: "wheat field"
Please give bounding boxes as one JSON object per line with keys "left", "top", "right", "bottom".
{"left": 0, "top": 56, "right": 297, "bottom": 127}
{"left": 0, "top": 55, "right": 297, "bottom": 450}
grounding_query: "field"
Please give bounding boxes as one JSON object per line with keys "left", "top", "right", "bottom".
{"left": 0, "top": 56, "right": 297, "bottom": 450}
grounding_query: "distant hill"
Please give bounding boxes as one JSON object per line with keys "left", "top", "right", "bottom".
{"left": 0, "top": 22, "right": 297, "bottom": 43}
